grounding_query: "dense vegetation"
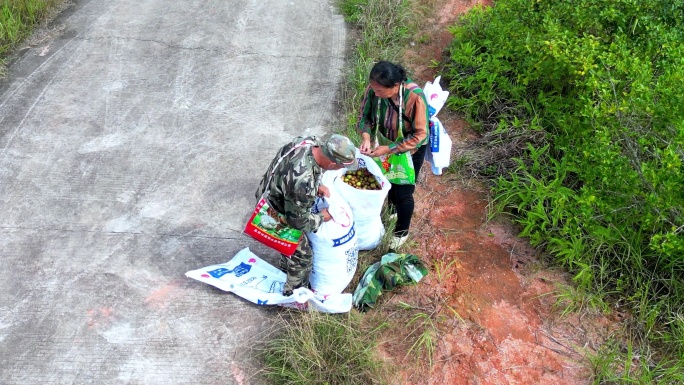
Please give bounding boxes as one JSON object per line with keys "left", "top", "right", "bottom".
{"left": 445, "top": 0, "right": 684, "bottom": 381}
{"left": 0, "top": 0, "right": 62, "bottom": 61}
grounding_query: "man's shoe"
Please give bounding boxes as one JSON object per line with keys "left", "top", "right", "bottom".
{"left": 389, "top": 235, "right": 408, "bottom": 250}
{"left": 282, "top": 283, "right": 295, "bottom": 297}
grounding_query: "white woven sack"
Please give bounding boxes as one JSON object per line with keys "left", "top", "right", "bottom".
{"left": 424, "top": 76, "right": 452, "bottom": 175}
{"left": 307, "top": 192, "right": 359, "bottom": 296}
{"left": 425, "top": 116, "right": 453, "bottom": 175}
{"left": 423, "top": 76, "right": 449, "bottom": 117}
{"left": 323, "top": 152, "right": 390, "bottom": 250}
{"left": 185, "top": 247, "right": 352, "bottom": 313}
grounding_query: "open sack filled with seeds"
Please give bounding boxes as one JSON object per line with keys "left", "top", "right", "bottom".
{"left": 323, "top": 152, "right": 390, "bottom": 250}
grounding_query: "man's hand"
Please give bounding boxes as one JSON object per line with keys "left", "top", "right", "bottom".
{"left": 321, "top": 207, "right": 333, "bottom": 222}
{"left": 317, "top": 185, "right": 331, "bottom": 198}
{"left": 268, "top": 207, "right": 288, "bottom": 225}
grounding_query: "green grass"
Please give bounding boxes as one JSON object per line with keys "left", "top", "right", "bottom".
{"left": 553, "top": 284, "right": 611, "bottom": 318}
{"left": 396, "top": 301, "right": 438, "bottom": 368}
{"left": 259, "top": 1, "right": 438, "bottom": 381}
{"left": 337, "top": 0, "right": 415, "bottom": 140}
{"left": 260, "top": 310, "right": 392, "bottom": 385}
{"left": 432, "top": 257, "right": 459, "bottom": 284}
{"left": 389, "top": 299, "right": 464, "bottom": 371}
{"left": 587, "top": 338, "right": 684, "bottom": 385}
{"left": 0, "top": 0, "right": 66, "bottom": 74}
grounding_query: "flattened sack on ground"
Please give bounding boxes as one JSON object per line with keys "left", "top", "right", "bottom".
{"left": 186, "top": 247, "right": 352, "bottom": 313}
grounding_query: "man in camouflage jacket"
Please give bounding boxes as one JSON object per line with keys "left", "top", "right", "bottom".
{"left": 255, "top": 134, "right": 358, "bottom": 296}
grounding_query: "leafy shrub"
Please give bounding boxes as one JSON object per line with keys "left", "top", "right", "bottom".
{"left": 445, "top": 0, "right": 684, "bottom": 377}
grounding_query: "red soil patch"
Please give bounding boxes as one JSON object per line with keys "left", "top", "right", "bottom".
{"left": 377, "top": 164, "right": 618, "bottom": 385}
{"left": 396, "top": 173, "right": 603, "bottom": 384}
{"left": 371, "top": 1, "right": 619, "bottom": 383}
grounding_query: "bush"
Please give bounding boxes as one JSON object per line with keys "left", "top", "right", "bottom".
{"left": 445, "top": 0, "right": 684, "bottom": 378}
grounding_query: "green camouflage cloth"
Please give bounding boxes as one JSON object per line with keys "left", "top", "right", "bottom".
{"left": 320, "top": 133, "right": 359, "bottom": 170}
{"left": 352, "top": 253, "right": 429, "bottom": 311}
{"left": 277, "top": 235, "right": 313, "bottom": 295}
{"left": 256, "top": 136, "right": 325, "bottom": 234}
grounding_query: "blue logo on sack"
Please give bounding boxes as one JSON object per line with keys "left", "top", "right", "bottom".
{"left": 429, "top": 120, "right": 440, "bottom": 152}
{"left": 208, "top": 268, "right": 230, "bottom": 278}
{"left": 311, "top": 197, "right": 323, "bottom": 214}
{"left": 332, "top": 224, "right": 355, "bottom": 247}
{"left": 208, "top": 262, "right": 253, "bottom": 278}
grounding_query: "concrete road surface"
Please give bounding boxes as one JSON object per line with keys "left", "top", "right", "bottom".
{"left": 0, "top": 0, "right": 346, "bottom": 383}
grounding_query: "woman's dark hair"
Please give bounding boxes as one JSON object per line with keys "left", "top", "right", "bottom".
{"left": 369, "top": 61, "right": 407, "bottom": 87}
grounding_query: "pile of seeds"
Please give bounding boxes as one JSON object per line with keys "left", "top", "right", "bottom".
{"left": 342, "top": 168, "right": 381, "bottom": 190}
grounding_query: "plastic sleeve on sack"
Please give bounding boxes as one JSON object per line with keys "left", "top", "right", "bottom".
{"left": 431, "top": 163, "right": 443, "bottom": 175}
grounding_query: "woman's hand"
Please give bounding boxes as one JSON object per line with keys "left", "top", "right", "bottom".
{"left": 317, "top": 185, "right": 330, "bottom": 198}
{"left": 367, "top": 145, "right": 391, "bottom": 157}
{"left": 359, "top": 133, "right": 372, "bottom": 155}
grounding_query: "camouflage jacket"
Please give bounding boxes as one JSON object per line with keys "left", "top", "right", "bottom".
{"left": 255, "top": 136, "right": 324, "bottom": 233}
